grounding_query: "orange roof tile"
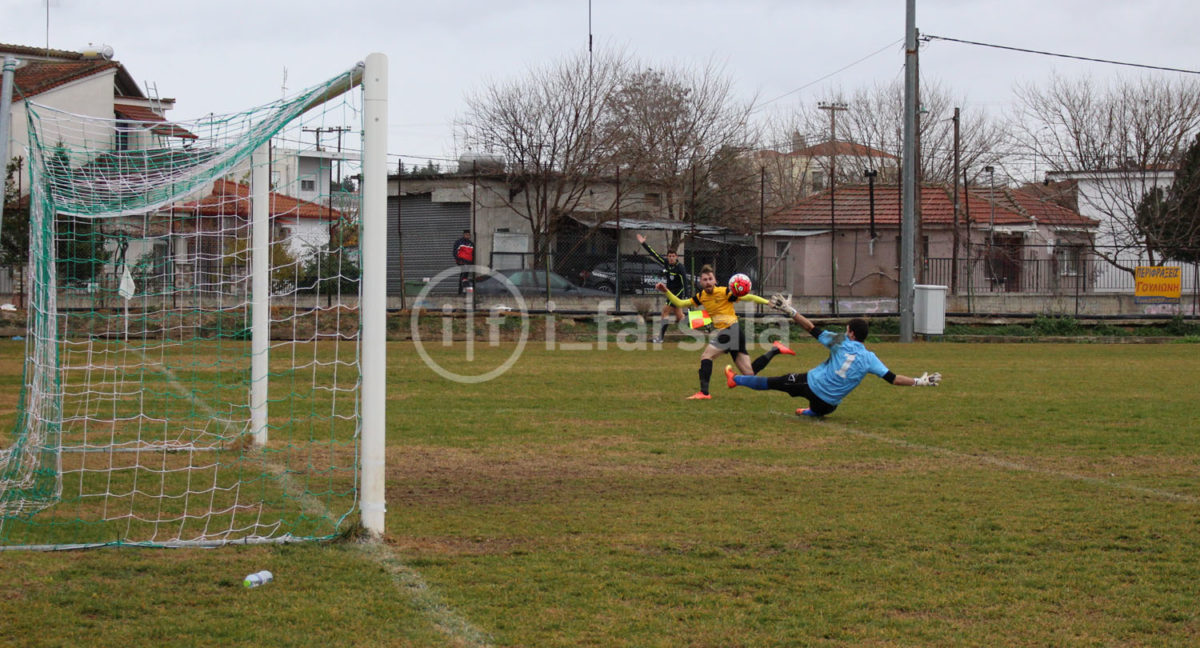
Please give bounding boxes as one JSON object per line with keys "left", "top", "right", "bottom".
{"left": 789, "top": 140, "right": 897, "bottom": 160}
{"left": 114, "top": 102, "right": 197, "bottom": 139}
{"left": 770, "top": 183, "right": 1095, "bottom": 230}
{"left": 175, "top": 179, "right": 342, "bottom": 220}
{"left": 14, "top": 59, "right": 121, "bottom": 98}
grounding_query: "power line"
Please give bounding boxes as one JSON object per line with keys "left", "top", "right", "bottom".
{"left": 922, "top": 34, "right": 1200, "bottom": 76}
{"left": 754, "top": 38, "right": 904, "bottom": 112}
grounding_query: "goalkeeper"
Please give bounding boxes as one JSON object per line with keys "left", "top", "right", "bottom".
{"left": 724, "top": 294, "right": 942, "bottom": 417}
{"left": 655, "top": 265, "right": 794, "bottom": 400}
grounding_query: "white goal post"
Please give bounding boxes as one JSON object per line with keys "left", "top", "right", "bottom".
{"left": 0, "top": 53, "right": 388, "bottom": 549}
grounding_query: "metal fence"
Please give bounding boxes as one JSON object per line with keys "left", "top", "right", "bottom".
{"left": 923, "top": 244, "right": 1199, "bottom": 295}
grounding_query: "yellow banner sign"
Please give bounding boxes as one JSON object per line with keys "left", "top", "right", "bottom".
{"left": 1134, "top": 266, "right": 1181, "bottom": 304}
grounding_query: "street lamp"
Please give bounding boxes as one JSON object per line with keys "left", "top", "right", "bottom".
{"left": 864, "top": 169, "right": 878, "bottom": 253}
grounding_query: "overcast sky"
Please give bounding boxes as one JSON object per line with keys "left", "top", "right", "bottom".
{"left": 3, "top": 0, "right": 1198, "bottom": 177}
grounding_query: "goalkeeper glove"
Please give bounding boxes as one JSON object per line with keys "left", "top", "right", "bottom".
{"left": 769, "top": 294, "right": 798, "bottom": 317}
{"left": 913, "top": 372, "right": 941, "bottom": 387}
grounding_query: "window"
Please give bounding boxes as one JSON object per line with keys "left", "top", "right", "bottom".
{"left": 115, "top": 126, "right": 130, "bottom": 152}
{"left": 300, "top": 179, "right": 316, "bottom": 192}
{"left": 810, "top": 171, "right": 825, "bottom": 191}
{"left": 644, "top": 193, "right": 661, "bottom": 207}
{"left": 1055, "top": 243, "right": 1084, "bottom": 276}
{"left": 774, "top": 241, "right": 790, "bottom": 257}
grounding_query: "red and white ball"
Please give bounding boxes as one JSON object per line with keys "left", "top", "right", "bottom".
{"left": 728, "top": 273, "right": 752, "bottom": 297}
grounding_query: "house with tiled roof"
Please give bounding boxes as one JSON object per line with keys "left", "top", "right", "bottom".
{"left": 764, "top": 183, "right": 1097, "bottom": 299}
{"left": 755, "top": 135, "right": 899, "bottom": 207}
{"left": 0, "top": 43, "right": 194, "bottom": 185}
{"left": 163, "top": 179, "right": 345, "bottom": 288}
{"left": 0, "top": 43, "right": 353, "bottom": 298}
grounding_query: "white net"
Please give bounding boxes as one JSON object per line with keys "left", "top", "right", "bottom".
{"left": 0, "top": 64, "right": 368, "bottom": 548}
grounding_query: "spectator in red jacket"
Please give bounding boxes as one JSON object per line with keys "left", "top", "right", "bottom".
{"left": 453, "top": 229, "right": 475, "bottom": 294}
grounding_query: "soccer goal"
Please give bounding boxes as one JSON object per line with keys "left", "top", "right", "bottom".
{"left": 0, "top": 54, "right": 388, "bottom": 549}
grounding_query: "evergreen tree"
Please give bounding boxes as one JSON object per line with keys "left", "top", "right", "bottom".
{"left": 1137, "top": 133, "right": 1200, "bottom": 263}
{"left": 1, "top": 157, "right": 28, "bottom": 267}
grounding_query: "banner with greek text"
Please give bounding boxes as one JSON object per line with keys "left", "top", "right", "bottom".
{"left": 1134, "top": 266, "right": 1181, "bottom": 304}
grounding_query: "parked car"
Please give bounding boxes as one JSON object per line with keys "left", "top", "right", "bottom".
{"left": 472, "top": 268, "right": 611, "bottom": 297}
{"left": 580, "top": 258, "right": 678, "bottom": 294}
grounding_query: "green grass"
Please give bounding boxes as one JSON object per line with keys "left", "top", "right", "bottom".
{"left": 2, "top": 338, "right": 1200, "bottom": 646}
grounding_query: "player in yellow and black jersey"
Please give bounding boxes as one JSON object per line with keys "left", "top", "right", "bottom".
{"left": 656, "top": 264, "right": 794, "bottom": 400}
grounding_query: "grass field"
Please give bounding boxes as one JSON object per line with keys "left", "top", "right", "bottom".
{"left": 1, "top": 336, "right": 1199, "bottom": 647}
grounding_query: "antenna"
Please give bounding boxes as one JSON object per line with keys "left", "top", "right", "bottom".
{"left": 281, "top": 66, "right": 288, "bottom": 99}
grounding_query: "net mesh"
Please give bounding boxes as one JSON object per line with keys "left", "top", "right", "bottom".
{"left": 0, "top": 65, "right": 366, "bottom": 548}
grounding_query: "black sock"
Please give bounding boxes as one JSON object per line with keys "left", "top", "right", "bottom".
{"left": 751, "top": 347, "right": 779, "bottom": 374}
{"left": 660, "top": 322, "right": 669, "bottom": 338}
{"left": 699, "top": 359, "right": 712, "bottom": 395}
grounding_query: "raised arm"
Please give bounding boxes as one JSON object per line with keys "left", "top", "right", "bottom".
{"left": 637, "top": 233, "right": 668, "bottom": 267}
{"left": 655, "top": 282, "right": 691, "bottom": 308}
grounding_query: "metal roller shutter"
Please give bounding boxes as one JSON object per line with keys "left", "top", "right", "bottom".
{"left": 390, "top": 193, "right": 470, "bottom": 297}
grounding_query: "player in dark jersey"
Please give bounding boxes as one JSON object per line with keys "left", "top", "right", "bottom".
{"left": 637, "top": 233, "right": 687, "bottom": 343}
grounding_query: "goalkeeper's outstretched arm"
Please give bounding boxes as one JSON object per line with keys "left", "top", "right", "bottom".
{"left": 885, "top": 372, "right": 942, "bottom": 387}
{"left": 767, "top": 294, "right": 816, "bottom": 332}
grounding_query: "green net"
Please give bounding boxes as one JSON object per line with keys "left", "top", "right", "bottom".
{"left": 0, "top": 64, "right": 366, "bottom": 548}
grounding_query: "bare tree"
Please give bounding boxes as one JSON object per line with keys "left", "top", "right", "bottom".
{"left": 1014, "top": 73, "right": 1200, "bottom": 270}
{"left": 458, "top": 50, "right": 628, "bottom": 270}
{"left": 768, "top": 80, "right": 1008, "bottom": 189}
{"left": 601, "top": 61, "right": 756, "bottom": 245}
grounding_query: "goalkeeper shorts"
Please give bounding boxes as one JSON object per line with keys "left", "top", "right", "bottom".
{"left": 767, "top": 372, "right": 837, "bottom": 416}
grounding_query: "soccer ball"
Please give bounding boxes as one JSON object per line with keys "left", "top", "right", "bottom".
{"left": 728, "top": 273, "right": 752, "bottom": 297}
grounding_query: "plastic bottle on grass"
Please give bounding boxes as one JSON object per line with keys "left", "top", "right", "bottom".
{"left": 243, "top": 570, "right": 273, "bottom": 588}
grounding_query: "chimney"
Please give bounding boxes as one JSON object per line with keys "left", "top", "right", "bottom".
{"left": 791, "top": 131, "right": 806, "bottom": 153}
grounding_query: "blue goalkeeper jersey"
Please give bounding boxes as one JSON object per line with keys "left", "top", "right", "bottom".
{"left": 807, "top": 329, "right": 890, "bottom": 405}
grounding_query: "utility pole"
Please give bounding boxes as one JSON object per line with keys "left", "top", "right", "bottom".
{"left": 302, "top": 126, "right": 328, "bottom": 151}
{"left": 0, "top": 57, "right": 17, "bottom": 245}
{"left": 951, "top": 107, "right": 960, "bottom": 294}
{"left": 759, "top": 166, "right": 766, "bottom": 292}
{"left": 818, "top": 101, "right": 847, "bottom": 315}
{"left": 985, "top": 165, "right": 996, "bottom": 289}
{"left": 900, "top": 0, "right": 918, "bottom": 342}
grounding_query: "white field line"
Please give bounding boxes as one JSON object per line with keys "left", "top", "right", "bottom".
{"left": 144, "top": 355, "right": 493, "bottom": 647}
{"left": 356, "top": 541, "right": 494, "bottom": 648}
{"left": 772, "top": 410, "right": 1198, "bottom": 503}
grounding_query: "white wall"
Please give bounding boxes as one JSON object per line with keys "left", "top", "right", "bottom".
{"left": 9, "top": 71, "right": 118, "bottom": 172}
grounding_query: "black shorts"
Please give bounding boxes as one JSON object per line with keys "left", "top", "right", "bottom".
{"left": 766, "top": 372, "right": 837, "bottom": 416}
{"left": 708, "top": 322, "right": 747, "bottom": 356}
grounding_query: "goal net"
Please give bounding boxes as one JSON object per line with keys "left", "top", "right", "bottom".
{"left": 0, "top": 57, "right": 387, "bottom": 549}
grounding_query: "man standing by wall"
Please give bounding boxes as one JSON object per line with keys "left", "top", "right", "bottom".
{"left": 453, "top": 229, "right": 474, "bottom": 294}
